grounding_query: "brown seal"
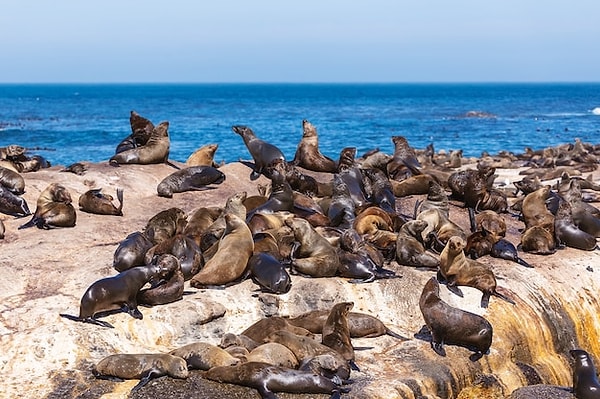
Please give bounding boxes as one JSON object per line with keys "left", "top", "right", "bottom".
{"left": 0, "top": 165, "right": 25, "bottom": 194}
{"left": 205, "top": 361, "right": 348, "bottom": 398}
{"left": 246, "top": 168, "right": 294, "bottom": 221}
{"left": 327, "top": 174, "right": 356, "bottom": 229}
{"left": 362, "top": 167, "right": 396, "bottom": 214}
{"left": 395, "top": 219, "right": 440, "bottom": 269}
{"left": 137, "top": 254, "right": 184, "bottom": 305}
{"left": 0, "top": 185, "right": 31, "bottom": 217}
{"left": 520, "top": 224, "right": 557, "bottom": 255}
{"left": 157, "top": 165, "right": 225, "bottom": 198}
{"left": 338, "top": 228, "right": 397, "bottom": 283}
{"left": 144, "top": 207, "right": 187, "bottom": 245}
{"left": 144, "top": 232, "right": 203, "bottom": 281}
{"left": 554, "top": 199, "right": 598, "bottom": 251}
{"left": 92, "top": 353, "right": 188, "bottom": 392}
{"left": 386, "top": 135, "right": 422, "bottom": 180}
{"left": 200, "top": 191, "right": 247, "bottom": 251}
{"left": 169, "top": 341, "right": 240, "bottom": 370}
{"left": 60, "top": 162, "right": 87, "bottom": 175}
{"left": 0, "top": 218, "right": 4, "bottom": 239}
{"left": 232, "top": 125, "right": 286, "bottom": 180}
{"left": 570, "top": 349, "right": 600, "bottom": 399}
{"left": 290, "top": 119, "right": 337, "bottom": 172}
{"left": 241, "top": 316, "right": 314, "bottom": 343}
{"left": 439, "top": 235, "right": 514, "bottom": 308}
{"left": 182, "top": 206, "right": 222, "bottom": 246}
{"left": 190, "top": 213, "right": 253, "bottom": 288}
{"left": 322, "top": 302, "right": 358, "bottom": 371}
{"left": 78, "top": 188, "right": 124, "bottom": 216}
{"left": 220, "top": 333, "right": 261, "bottom": 352}
{"left": 286, "top": 217, "right": 339, "bottom": 277}
{"left": 246, "top": 342, "right": 299, "bottom": 369}
{"left": 114, "top": 110, "right": 155, "bottom": 154}
{"left": 559, "top": 178, "right": 600, "bottom": 238}
{"left": 419, "top": 276, "right": 493, "bottom": 361}
{"left": 60, "top": 256, "right": 171, "bottom": 328}
{"left": 18, "top": 183, "right": 76, "bottom": 229}
{"left": 521, "top": 186, "right": 555, "bottom": 229}
{"left": 110, "top": 121, "right": 170, "bottom": 165}
{"left": 391, "top": 174, "right": 438, "bottom": 197}
{"left": 185, "top": 143, "right": 220, "bottom": 167}
{"left": 113, "top": 231, "right": 155, "bottom": 272}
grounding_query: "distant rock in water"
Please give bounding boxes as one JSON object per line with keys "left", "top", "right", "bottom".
{"left": 461, "top": 110, "right": 497, "bottom": 118}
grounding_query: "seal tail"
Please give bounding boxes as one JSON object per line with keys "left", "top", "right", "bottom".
{"left": 115, "top": 188, "right": 124, "bottom": 216}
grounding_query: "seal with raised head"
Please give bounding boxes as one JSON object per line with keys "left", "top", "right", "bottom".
{"left": 386, "top": 135, "right": 422, "bottom": 180}
{"left": 157, "top": 165, "right": 225, "bottom": 198}
{"left": 185, "top": 143, "right": 220, "bottom": 167}
{"left": 286, "top": 217, "right": 340, "bottom": 278}
{"left": 114, "top": 110, "right": 155, "bottom": 154}
{"left": 337, "top": 147, "right": 370, "bottom": 209}
{"left": 205, "top": 361, "right": 348, "bottom": 399}
{"left": 0, "top": 185, "right": 31, "bottom": 217}
{"left": 232, "top": 125, "right": 286, "bottom": 180}
{"left": 419, "top": 276, "right": 493, "bottom": 361}
{"left": 169, "top": 341, "right": 240, "bottom": 370}
{"left": 110, "top": 121, "right": 170, "bottom": 165}
{"left": 92, "top": 353, "right": 188, "bottom": 392}
{"left": 246, "top": 168, "right": 294, "bottom": 222}
{"left": 144, "top": 232, "right": 203, "bottom": 281}
{"left": 137, "top": 254, "right": 184, "bottom": 305}
{"left": 200, "top": 191, "right": 247, "bottom": 251}
{"left": 60, "top": 256, "right": 171, "bottom": 328}
{"left": 570, "top": 349, "right": 600, "bottom": 399}
{"left": 322, "top": 302, "right": 358, "bottom": 371}
{"left": 338, "top": 228, "right": 397, "bottom": 283}
{"left": 290, "top": 119, "right": 337, "bottom": 173}
{"left": 78, "top": 188, "right": 124, "bottom": 216}
{"left": 18, "top": 183, "right": 76, "bottom": 229}
{"left": 190, "top": 213, "right": 253, "bottom": 288}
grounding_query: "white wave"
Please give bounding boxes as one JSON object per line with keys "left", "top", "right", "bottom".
{"left": 592, "top": 107, "right": 600, "bottom": 115}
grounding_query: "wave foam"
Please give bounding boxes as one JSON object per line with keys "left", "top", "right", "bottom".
{"left": 592, "top": 107, "right": 600, "bottom": 115}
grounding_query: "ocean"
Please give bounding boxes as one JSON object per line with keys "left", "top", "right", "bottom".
{"left": 0, "top": 83, "right": 599, "bottom": 167}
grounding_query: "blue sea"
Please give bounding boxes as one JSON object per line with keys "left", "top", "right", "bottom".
{"left": 0, "top": 83, "right": 599, "bottom": 167}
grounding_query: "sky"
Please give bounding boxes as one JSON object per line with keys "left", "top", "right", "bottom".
{"left": 1, "top": 1, "right": 599, "bottom": 83}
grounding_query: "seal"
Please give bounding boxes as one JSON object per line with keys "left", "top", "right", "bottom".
{"left": 521, "top": 186, "right": 555, "bottom": 229}
{"left": 247, "top": 252, "right": 292, "bottom": 294}
{"left": 144, "top": 232, "right": 203, "bottom": 280}
{"left": 200, "top": 191, "right": 247, "bottom": 251}
{"left": 362, "top": 167, "right": 396, "bottom": 214}
{"left": 185, "top": 143, "right": 220, "bottom": 167}
{"left": 338, "top": 228, "right": 397, "bottom": 283}
{"left": 490, "top": 238, "right": 534, "bottom": 268}
{"left": 113, "top": 230, "right": 155, "bottom": 272}
{"left": 157, "top": 165, "right": 225, "bottom": 198}
{"left": 391, "top": 174, "right": 438, "bottom": 197}
{"left": 327, "top": 174, "right": 356, "bottom": 229}
{"left": 395, "top": 219, "right": 440, "bottom": 269}
{"left": 18, "top": 183, "right": 76, "bottom": 229}
{"left": 189, "top": 213, "right": 253, "bottom": 288}
{"left": 137, "top": 254, "right": 184, "bottom": 305}
{"left": 290, "top": 119, "right": 338, "bottom": 173}
{"left": 92, "top": 353, "right": 188, "bottom": 392}
{"left": 286, "top": 217, "right": 340, "bottom": 278}
{"left": 520, "top": 224, "right": 557, "bottom": 255}
{"left": 110, "top": 121, "right": 170, "bottom": 166}
{"left": 144, "top": 207, "right": 187, "bottom": 245}
{"left": 246, "top": 168, "right": 294, "bottom": 222}
{"left": 60, "top": 256, "right": 171, "bottom": 328}
{"left": 570, "top": 349, "right": 600, "bottom": 399}
{"left": 205, "top": 361, "right": 348, "bottom": 399}
{"left": 114, "top": 110, "right": 155, "bottom": 154}
{"left": 554, "top": 199, "right": 598, "bottom": 251}
{"left": 386, "top": 135, "right": 422, "bottom": 180}
{"left": 0, "top": 185, "right": 31, "bottom": 217}
{"left": 0, "top": 165, "right": 25, "bottom": 194}
{"left": 78, "top": 188, "right": 124, "bottom": 216}
{"left": 322, "top": 302, "right": 358, "bottom": 371}
{"left": 419, "top": 276, "right": 493, "bottom": 361}
{"left": 337, "top": 147, "right": 370, "bottom": 209}
{"left": 169, "top": 341, "right": 240, "bottom": 370}
{"left": 220, "top": 333, "right": 261, "bottom": 352}
{"left": 183, "top": 206, "right": 222, "bottom": 246}
{"left": 439, "top": 235, "right": 515, "bottom": 308}
{"left": 0, "top": 218, "right": 5, "bottom": 239}
{"left": 246, "top": 342, "right": 299, "bottom": 369}
{"left": 232, "top": 125, "right": 286, "bottom": 180}
{"left": 241, "top": 316, "right": 314, "bottom": 343}
{"left": 559, "top": 179, "right": 600, "bottom": 238}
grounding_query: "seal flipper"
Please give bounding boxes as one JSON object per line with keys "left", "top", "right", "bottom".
{"left": 385, "top": 328, "right": 410, "bottom": 341}
{"left": 59, "top": 313, "right": 114, "bottom": 329}
{"left": 115, "top": 188, "right": 124, "bottom": 216}
{"left": 431, "top": 341, "right": 446, "bottom": 357}
{"left": 492, "top": 289, "right": 516, "bottom": 305}
{"left": 131, "top": 369, "right": 164, "bottom": 392}
{"left": 516, "top": 257, "right": 534, "bottom": 268}
{"left": 256, "top": 384, "right": 278, "bottom": 399}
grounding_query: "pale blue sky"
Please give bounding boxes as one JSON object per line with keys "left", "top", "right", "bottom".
{"left": 1, "top": 1, "right": 598, "bottom": 83}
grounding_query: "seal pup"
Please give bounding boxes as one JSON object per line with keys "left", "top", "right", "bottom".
{"left": 322, "top": 302, "right": 359, "bottom": 371}
{"left": 490, "top": 238, "right": 534, "bottom": 268}
{"left": 145, "top": 232, "right": 204, "bottom": 280}
{"left": 554, "top": 199, "right": 598, "bottom": 251}
{"left": 60, "top": 256, "right": 171, "bottom": 328}
{"left": 570, "top": 349, "right": 600, "bottom": 399}
{"left": 205, "top": 361, "right": 349, "bottom": 399}
{"left": 110, "top": 121, "right": 170, "bottom": 166}
{"left": 286, "top": 217, "right": 340, "bottom": 278}
{"left": 395, "top": 219, "right": 440, "bottom": 269}
{"left": 113, "top": 231, "right": 155, "bottom": 272}
{"left": 169, "top": 341, "right": 240, "bottom": 370}
{"left": 157, "top": 165, "right": 225, "bottom": 198}
{"left": 439, "top": 235, "right": 515, "bottom": 308}
{"left": 290, "top": 119, "right": 338, "bottom": 173}
{"left": 185, "top": 143, "right": 220, "bottom": 167}
{"left": 144, "top": 207, "right": 187, "bottom": 245}
{"left": 0, "top": 185, "right": 31, "bottom": 217}
{"left": 232, "top": 125, "right": 286, "bottom": 180}
{"left": 419, "top": 276, "right": 493, "bottom": 361}
{"left": 18, "top": 183, "right": 76, "bottom": 229}
{"left": 78, "top": 188, "right": 124, "bottom": 216}
{"left": 92, "top": 353, "right": 188, "bottom": 392}
{"left": 190, "top": 213, "right": 253, "bottom": 288}
{"left": 137, "top": 254, "right": 184, "bottom": 305}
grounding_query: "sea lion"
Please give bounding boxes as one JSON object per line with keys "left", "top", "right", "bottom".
{"left": 268, "top": 158, "right": 320, "bottom": 197}
{"left": 232, "top": 125, "right": 286, "bottom": 180}
{"left": 246, "top": 168, "right": 294, "bottom": 222}
{"left": 137, "top": 254, "right": 184, "bottom": 305}
{"left": 205, "top": 361, "right": 348, "bottom": 399}
{"left": 473, "top": 209, "right": 507, "bottom": 237}
{"left": 490, "top": 238, "right": 534, "bottom": 268}
{"left": 439, "top": 235, "right": 514, "bottom": 308}
{"left": 246, "top": 342, "right": 299, "bottom": 369}
{"left": 322, "top": 302, "right": 358, "bottom": 371}
{"left": 0, "top": 144, "right": 25, "bottom": 161}
{"left": 190, "top": 213, "right": 253, "bottom": 288}
{"left": 169, "top": 341, "right": 240, "bottom": 370}
{"left": 0, "top": 218, "right": 4, "bottom": 239}
{"left": 157, "top": 165, "right": 225, "bottom": 198}
{"left": 200, "top": 191, "right": 247, "bottom": 251}
{"left": 247, "top": 252, "right": 292, "bottom": 294}
{"left": 60, "top": 256, "right": 171, "bottom": 328}
{"left": 60, "top": 162, "right": 87, "bottom": 175}
{"left": 554, "top": 199, "right": 598, "bottom": 251}
{"left": 362, "top": 167, "right": 396, "bottom": 214}
{"left": 92, "top": 353, "right": 188, "bottom": 392}
{"left": 560, "top": 179, "right": 600, "bottom": 238}
{"left": 290, "top": 119, "right": 337, "bottom": 172}
{"left": 185, "top": 143, "right": 220, "bottom": 167}
{"left": 521, "top": 186, "right": 555, "bottom": 229}
{"left": 220, "top": 333, "right": 261, "bottom": 352}
{"left": 78, "top": 188, "right": 124, "bottom": 216}
{"left": 391, "top": 174, "right": 438, "bottom": 197}
{"left": 14, "top": 154, "right": 50, "bottom": 173}
{"left": 327, "top": 174, "right": 356, "bottom": 229}
{"left": 520, "top": 224, "right": 557, "bottom": 255}
{"left": 338, "top": 228, "right": 397, "bottom": 283}
{"left": 570, "top": 349, "right": 600, "bottom": 399}
{"left": 144, "top": 207, "right": 187, "bottom": 245}
{"left": 113, "top": 231, "right": 155, "bottom": 272}
{"left": 337, "top": 147, "right": 370, "bottom": 209}
{"left": 114, "top": 110, "right": 155, "bottom": 154}
{"left": 144, "top": 232, "right": 203, "bottom": 281}
{"left": 0, "top": 165, "right": 25, "bottom": 194}
{"left": 386, "top": 135, "right": 422, "bottom": 180}
{"left": 182, "top": 206, "right": 222, "bottom": 246}
{"left": 18, "top": 183, "right": 76, "bottom": 229}
{"left": 0, "top": 185, "right": 31, "bottom": 217}
{"left": 419, "top": 276, "right": 493, "bottom": 361}
{"left": 395, "top": 219, "right": 440, "bottom": 268}
{"left": 241, "top": 316, "right": 314, "bottom": 343}
{"left": 110, "top": 121, "right": 170, "bottom": 165}
{"left": 286, "top": 217, "right": 340, "bottom": 278}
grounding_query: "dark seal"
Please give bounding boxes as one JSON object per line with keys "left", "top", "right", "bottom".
{"left": 157, "top": 165, "right": 225, "bottom": 198}
{"left": 570, "top": 349, "right": 600, "bottom": 399}
{"left": 232, "top": 125, "right": 286, "bottom": 180}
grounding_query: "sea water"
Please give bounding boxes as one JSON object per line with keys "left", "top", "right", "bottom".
{"left": 0, "top": 83, "right": 599, "bottom": 167}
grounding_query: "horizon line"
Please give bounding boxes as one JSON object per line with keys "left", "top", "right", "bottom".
{"left": 1, "top": 80, "right": 600, "bottom": 85}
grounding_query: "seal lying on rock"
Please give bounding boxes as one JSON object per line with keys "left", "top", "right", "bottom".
{"left": 18, "top": 183, "right": 76, "bottom": 229}
{"left": 78, "top": 188, "right": 124, "bottom": 216}
{"left": 157, "top": 166, "right": 225, "bottom": 198}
